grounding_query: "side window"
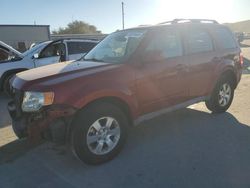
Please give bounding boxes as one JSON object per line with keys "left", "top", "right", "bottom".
{"left": 39, "top": 42, "right": 65, "bottom": 58}
{"left": 186, "top": 29, "right": 213, "bottom": 54}
{"left": 0, "top": 48, "right": 9, "bottom": 61}
{"left": 145, "top": 30, "right": 183, "bottom": 59}
{"left": 67, "top": 42, "right": 97, "bottom": 55}
{"left": 213, "top": 27, "right": 237, "bottom": 49}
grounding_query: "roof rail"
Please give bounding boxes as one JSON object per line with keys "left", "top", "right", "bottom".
{"left": 158, "top": 19, "right": 219, "bottom": 25}
{"left": 138, "top": 24, "right": 152, "bottom": 27}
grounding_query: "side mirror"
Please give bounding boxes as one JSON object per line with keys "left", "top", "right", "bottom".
{"left": 33, "top": 53, "right": 39, "bottom": 59}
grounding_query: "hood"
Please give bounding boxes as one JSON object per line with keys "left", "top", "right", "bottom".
{"left": 13, "top": 60, "right": 117, "bottom": 90}
{"left": 0, "top": 41, "right": 23, "bottom": 59}
{"left": 16, "top": 60, "right": 111, "bottom": 81}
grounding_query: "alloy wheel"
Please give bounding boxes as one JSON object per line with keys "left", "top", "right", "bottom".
{"left": 86, "top": 117, "right": 121, "bottom": 155}
{"left": 218, "top": 83, "right": 232, "bottom": 107}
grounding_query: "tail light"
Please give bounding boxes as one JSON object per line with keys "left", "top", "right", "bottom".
{"left": 240, "top": 53, "right": 244, "bottom": 66}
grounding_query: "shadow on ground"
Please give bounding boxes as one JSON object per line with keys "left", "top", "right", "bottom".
{"left": 0, "top": 93, "right": 11, "bottom": 128}
{"left": 0, "top": 107, "right": 250, "bottom": 187}
{"left": 0, "top": 139, "right": 44, "bottom": 164}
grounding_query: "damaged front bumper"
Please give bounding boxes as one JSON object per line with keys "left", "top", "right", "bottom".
{"left": 8, "top": 101, "right": 77, "bottom": 143}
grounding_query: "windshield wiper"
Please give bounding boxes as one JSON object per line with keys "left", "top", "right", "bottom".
{"left": 84, "top": 58, "right": 104, "bottom": 62}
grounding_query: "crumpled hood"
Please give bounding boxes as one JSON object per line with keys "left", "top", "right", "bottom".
{"left": 16, "top": 60, "right": 110, "bottom": 81}
{"left": 13, "top": 60, "right": 115, "bottom": 90}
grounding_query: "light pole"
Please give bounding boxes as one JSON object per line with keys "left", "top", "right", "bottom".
{"left": 122, "top": 2, "right": 125, "bottom": 30}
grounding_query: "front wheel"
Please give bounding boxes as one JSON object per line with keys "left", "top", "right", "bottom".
{"left": 70, "top": 102, "right": 129, "bottom": 165}
{"left": 205, "top": 77, "right": 234, "bottom": 113}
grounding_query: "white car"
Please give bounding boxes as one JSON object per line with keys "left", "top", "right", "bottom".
{"left": 0, "top": 39, "right": 98, "bottom": 94}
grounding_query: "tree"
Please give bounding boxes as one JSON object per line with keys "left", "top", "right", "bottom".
{"left": 52, "top": 20, "right": 101, "bottom": 34}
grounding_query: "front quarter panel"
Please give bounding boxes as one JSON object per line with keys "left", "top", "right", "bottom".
{"left": 52, "top": 64, "right": 139, "bottom": 118}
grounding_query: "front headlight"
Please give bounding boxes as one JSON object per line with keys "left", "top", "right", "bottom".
{"left": 22, "top": 91, "right": 54, "bottom": 112}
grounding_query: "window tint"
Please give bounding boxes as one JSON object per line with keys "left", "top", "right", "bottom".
{"left": 214, "top": 27, "right": 237, "bottom": 49}
{"left": 145, "top": 29, "right": 183, "bottom": 59}
{"left": 186, "top": 29, "right": 213, "bottom": 54}
{"left": 40, "top": 42, "right": 65, "bottom": 58}
{"left": 68, "top": 42, "right": 97, "bottom": 55}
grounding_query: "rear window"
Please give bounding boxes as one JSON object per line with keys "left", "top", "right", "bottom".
{"left": 68, "top": 42, "right": 97, "bottom": 55}
{"left": 186, "top": 29, "right": 213, "bottom": 54}
{"left": 213, "top": 27, "right": 237, "bottom": 49}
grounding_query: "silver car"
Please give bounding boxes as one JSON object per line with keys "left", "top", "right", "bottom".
{"left": 0, "top": 39, "right": 98, "bottom": 94}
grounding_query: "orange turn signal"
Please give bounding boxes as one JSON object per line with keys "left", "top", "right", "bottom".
{"left": 43, "top": 92, "right": 54, "bottom": 106}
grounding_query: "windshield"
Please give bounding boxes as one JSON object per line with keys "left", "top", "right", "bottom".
{"left": 84, "top": 29, "right": 146, "bottom": 63}
{"left": 22, "top": 41, "right": 50, "bottom": 57}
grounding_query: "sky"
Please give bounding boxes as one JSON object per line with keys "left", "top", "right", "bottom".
{"left": 1, "top": 0, "right": 250, "bottom": 33}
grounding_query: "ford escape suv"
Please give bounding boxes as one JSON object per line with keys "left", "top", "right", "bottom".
{"left": 8, "top": 19, "right": 243, "bottom": 164}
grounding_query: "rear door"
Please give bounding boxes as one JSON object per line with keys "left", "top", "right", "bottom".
{"left": 183, "top": 25, "right": 217, "bottom": 98}
{"left": 135, "top": 27, "right": 188, "bottom": 114}
{"left": 67, "top": 41, "right": 97, "bottom": 60}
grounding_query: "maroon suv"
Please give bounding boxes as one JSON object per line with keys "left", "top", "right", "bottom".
{"left": 8, "top": 19, "right": 243, "bottom": 164}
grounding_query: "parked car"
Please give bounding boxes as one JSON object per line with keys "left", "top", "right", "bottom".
{"left": 0, "top": 39, "right": 98, "bottom": 94}
{"left": 8, "top": 19, "right": 243, "bottom": 164}
{"left": 235, "top": 32, "right": 244, "bottom": 43}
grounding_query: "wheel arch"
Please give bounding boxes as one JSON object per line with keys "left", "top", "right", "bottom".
{"left": 220, "top": 69, "right": 237, "bottom": 89}
{"left": 79, "top": 96, "right": 134, "bottom": 126}
{"left": 0, "top": 68, "right": 28, "bottom": 91}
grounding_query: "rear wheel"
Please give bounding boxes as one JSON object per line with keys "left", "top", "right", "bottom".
{"left": 70, "top": 102, "right": 129, "bottom": 165}
{"left": 205, "top": 77, "right": 234, "bottom": 113}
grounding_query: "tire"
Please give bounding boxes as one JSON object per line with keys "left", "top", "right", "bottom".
{"left": 205, "top": 76, "right": 234, "bottom": 113}
{"left": 70, "top": 102, "right": 129, "bottom": 165}
{"left": 3, "top": 74, "right": 14, "bottom": 96}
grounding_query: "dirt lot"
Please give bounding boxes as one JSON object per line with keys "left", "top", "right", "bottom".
{"left": 0, "top": 41, "right": 250, "bottom": 187}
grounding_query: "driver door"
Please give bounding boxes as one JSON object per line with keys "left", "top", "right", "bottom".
{"left": 135, "top": 28, "right": 188, "bottom": 114}
{"left": 34, "top": 42, "right": 66, "bottom": 67}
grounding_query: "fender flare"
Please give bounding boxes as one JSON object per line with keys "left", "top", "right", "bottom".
{"left": 72, "top": 88, "right": 139, "bottom": 119}
{"left": 210, "top": 65, "right": 237, "bottom": 93}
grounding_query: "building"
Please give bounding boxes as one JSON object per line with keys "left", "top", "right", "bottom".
{"left": 51, "top": 33, "right": 106, "bottom": 41}
{"left": 0, "top": 25, "right": 50, "bottom": 52}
